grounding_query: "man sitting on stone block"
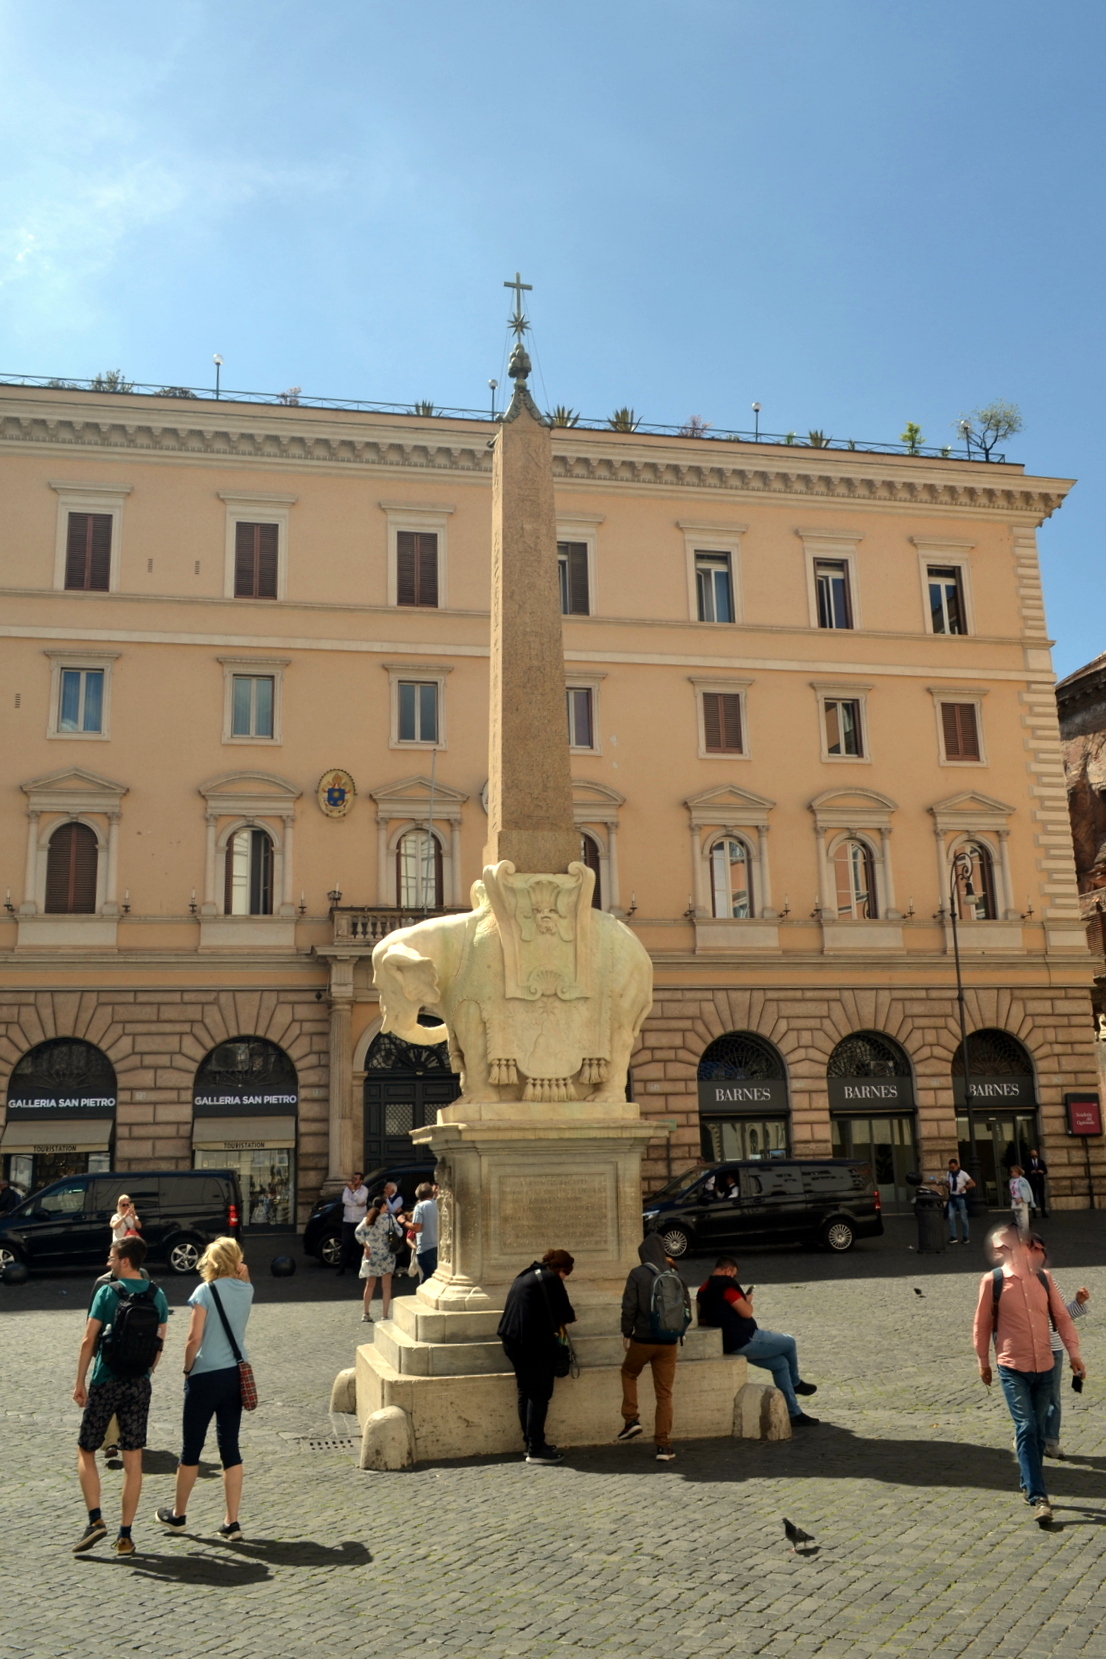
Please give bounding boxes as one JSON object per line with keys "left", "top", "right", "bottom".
{"left": 497, "top": 1249, "right": 576, "bottom": 1466}
{"left": 696, "top": 1256, "right": 821, "bottom": 1428}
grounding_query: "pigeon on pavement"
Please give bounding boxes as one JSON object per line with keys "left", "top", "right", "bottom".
{"left": 783, "top": 1517, "right": 816, "bottom": 1551}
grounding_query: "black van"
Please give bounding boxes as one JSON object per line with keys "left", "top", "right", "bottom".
{"left": 0, "top": 1169, "right": 243, "bottom": 1275}
{"left": 642, "top": 1159, "right": 883, "bottom": 1256}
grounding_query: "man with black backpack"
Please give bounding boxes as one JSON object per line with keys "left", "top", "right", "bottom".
{"left": 72, "top": 1235, "right": 169, "bottom": 1555}
{"left": 618, "top": 1235, "right": 692, "bottom": 1461}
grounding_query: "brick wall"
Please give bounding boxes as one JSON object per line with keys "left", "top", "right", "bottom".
{"left": 0, "top": 989, "right": 330, "bottom": 1222}
{"left": 631, "top": 983, "right": 1103, "bottom": 1207}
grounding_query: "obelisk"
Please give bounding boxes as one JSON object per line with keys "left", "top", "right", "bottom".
{"left": 483, "top": 335, "right": 579, "bottom": 873}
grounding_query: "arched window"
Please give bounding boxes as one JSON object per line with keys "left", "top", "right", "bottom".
{"left": 954, "top": 841, "right": 997, "bottom": 921}
{"left": 951, "top": 1029, "right": 1033, "bottom": 1079}
{"left": 9, "top": 1036, "right": 116, "bottom": 1104}
{"left": 397, "top": 829, "right": 443, "bottom": 908}
{"left": 195, "top": 1037, "right": 297, "bottom": 1098}
{"left": 833, "top": 838, "right": 877, "bottom": 919}
{"left": 827, "top": 1031, "right": 911, "bottom": 1079}
{"left": 698, "top": 1031, "right": 784, "bottom": 1082}
{"left": 579, "top": 832, "right": 602, "bottom": 909}
{"left": 709, "top": 837, "right": 754, "bottom": 919}
{"left": 224, "top": 827, "right": 274, "bottom": 915}
{"left": 44, "top": 822, "right": 98, "bottom": 914}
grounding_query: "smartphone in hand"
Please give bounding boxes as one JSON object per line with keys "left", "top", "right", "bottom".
{"left": 1072, "top": 1374, "right": 1084, "bottom": 1394}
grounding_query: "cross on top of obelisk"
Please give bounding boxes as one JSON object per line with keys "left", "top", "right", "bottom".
{"left": 504, "top": 271, "right": 532, "bottom": 342}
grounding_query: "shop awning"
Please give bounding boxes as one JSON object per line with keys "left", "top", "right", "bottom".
{"left": 192, "top": 1116, "right": 297, "bottom": 1150}
{"left": 0, "top": 1118, "right": 113, "bottom": 1153}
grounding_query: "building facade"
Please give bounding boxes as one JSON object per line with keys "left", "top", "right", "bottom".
{"left": 0, "top": 381, "right": 1099, "bottom": 1222}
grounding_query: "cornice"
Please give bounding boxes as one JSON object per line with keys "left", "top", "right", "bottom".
{"left": 0, "top": 389, "right": 1073, "bottom": 524}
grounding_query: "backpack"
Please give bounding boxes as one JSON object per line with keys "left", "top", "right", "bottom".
{"left": 99, "top": 1279, "right": 162, "bottom": 1379}
{"left": 646, "top": 1264, "right": 692, "bottom": 1342}
{"left": 991, "top": 1267, "right": 1055, "bottom": 1336}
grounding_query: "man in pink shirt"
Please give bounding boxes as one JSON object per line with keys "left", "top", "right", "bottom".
{"left": 973, "top": 1226, "right": 1086, "bottom": 1527}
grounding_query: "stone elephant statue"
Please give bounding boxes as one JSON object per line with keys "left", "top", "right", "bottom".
{"left": 371, "top": 864, "right": 653, "bottom": 1106}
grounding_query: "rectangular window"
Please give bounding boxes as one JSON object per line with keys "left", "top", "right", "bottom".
{"left": 234, "top": 522, "right": 279, "bottom": 599}
{"left": 398, "top": 681, "right": 439, "bottom": 743}
{"left": 566, "top": 687, "right": 594, "bottom": 749}
{"left": 695, "top": 554, "right": 734, "bottom": 623}
{"left": 58, "top": 669, "right": 105, "bottom": 734}
{"left": 231, "top": 675, "right": 275, "bottom": 738}
{"left": 824, "top": 698, "right": 863, "bottom": 757}
{"left": 64, "top": 512, "right": 112, "bottom": 591}
{"left": 702, "top": 692, "right": 744, "bottom": 754}
{"left": 815, "top": 560, "right": 852, "bottom": 629}
{"left": 558, "top": 541, "right": 590, "bottom": 615}
{"left": 928, "top": 566, "right": 965, "bottom": 634}
{"left": 941, "top": 702, "right": 980, "bottom": 761}
{"left": 396, "top": 531, "right": 439, "bottom": 607}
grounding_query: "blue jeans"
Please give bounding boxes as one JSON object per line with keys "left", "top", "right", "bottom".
{"left": 739, "top": 1330, "right": 802, "bottom": 1418}
{"left": 947, "top": 1194, "right": 970, "bottom": 1242}
{"left": 998, "top": 1364, "right": 1053, "bottom": 1504}
{"left": 1044, "top": 1352, "right": 1063, "bottom": 1451}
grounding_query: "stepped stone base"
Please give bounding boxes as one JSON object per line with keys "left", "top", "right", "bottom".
{"left": 350, "top": 1286, "right": 786, "bottom": 1464}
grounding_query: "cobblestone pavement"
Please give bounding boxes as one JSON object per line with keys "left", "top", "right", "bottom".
{"left": 5, "top": 1216, "right": 1106, "bottom": 1658}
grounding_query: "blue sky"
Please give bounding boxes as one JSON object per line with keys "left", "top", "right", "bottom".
{"left": 1, "top": 1, "right": 1102, "bottom": 675}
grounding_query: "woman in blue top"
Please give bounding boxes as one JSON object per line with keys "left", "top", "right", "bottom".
{"left": 156, "top": 1235, "right": 253, "bottom": 1541}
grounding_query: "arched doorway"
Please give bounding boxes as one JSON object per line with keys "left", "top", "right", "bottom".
{"left": 697, "top": 1032, "right": 789, "bottom": 1161}
{"left": 192, "top": 1038, "right": 298, "bottom": 1226}
{"left": 363, "top": 1021, "right": 461, "bottom": 1173}
{"left": 952, "top": 1029, "right": 1037, "bottom": 1206}
{"left": 827, "top": 1031, "right": 916, "bottom": 1207}
{"left": 1, "top": 1037, "right": 116, "bottom": 1192}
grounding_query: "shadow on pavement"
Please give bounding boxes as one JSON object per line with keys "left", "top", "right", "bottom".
{"left": 140, "top": 1450, "right": 219, "bottom": 1477}
{"left": 79, "top": 1551, "right": 272, "bottom": 1587}
{"left": 225, "top": 1538, "right": 372, "bottom": 1568}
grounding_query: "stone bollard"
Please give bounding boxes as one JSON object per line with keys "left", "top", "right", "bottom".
{"left": 734, "top": 1382, "right": 792, "bottom": 1441}
{"left": 359, "top": 1405, "right": 416, "bottom": 1471}
{"left": 329, "top": 1366, "right": 357, "bottom": 1415}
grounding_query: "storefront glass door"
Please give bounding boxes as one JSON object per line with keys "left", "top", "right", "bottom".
{"left": 702, "top": 1117, "right": 790, "bottom": 1162}
{"left": 956, "top": 1113, "right": 1039, "bottom": 1207}
{"left": 832, "top": 1114, "right": 916, "bottom": 1207}
{"left": 194, "top": 1146, "right": 294, "bottom": 1226}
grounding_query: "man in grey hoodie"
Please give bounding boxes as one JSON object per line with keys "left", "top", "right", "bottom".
{"left": 618, "top": 1235, "right": 689, "bottom": 1462}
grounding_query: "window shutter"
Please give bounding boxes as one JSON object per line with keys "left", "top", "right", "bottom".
{"left": 234, "top": 523, "right": 256, "bottom": 597}
{"left": 559, "top": 542, "right": 589, "bottom": 614}
{"left": 45, "top": 823, "right": 98, "bottom": 914}
{"left": 396, "top": 532, "right": 417, "bottom": 605}
{"left": 256, "top": 524, "right": 279, "bottom": 598}
{"left": 703, "top": 693, "right": 723, "bottom": 751}
{"left": 64, "top": 514, "right": 88, "bottom": 589}
{"left": 416, "top": 533, "right": 438, "bottom": 606}
{"left": 721, "top": 693, "right": 743, "bottom": 752}
{"left": 943, "top": 702, "right": 979, "bottom": 760}
{"left": 88, "top": 515, "right": 112, "bottom": 590}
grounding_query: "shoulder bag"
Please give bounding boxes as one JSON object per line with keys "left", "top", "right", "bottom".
{"left": 535, "top": 1269, "right": 579, "bottom": 1380}
{"left": 208, "top": 1282, "right": 258, "bottom": 1410}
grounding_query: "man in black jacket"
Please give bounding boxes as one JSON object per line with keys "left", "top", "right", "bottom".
{"left": 618, "top": 1235, "right": 690, "bottom": 1462}
{"left": 497, "top": 1249, "right": 576, "bottom": 1465}
{"left": 1026, "top": 1150, "right": 1049, "bottom": 1218}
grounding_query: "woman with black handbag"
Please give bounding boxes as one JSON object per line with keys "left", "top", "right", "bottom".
{"left": 156, "top": 1236, "right": 253, "bottom": 1542}
{"left": 497, "top": 1249, "right": 576, "bottom": 1465}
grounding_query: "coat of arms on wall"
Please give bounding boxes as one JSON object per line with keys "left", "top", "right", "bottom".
{"left": 316, "top": 769, "right": 356, "bottom": 818}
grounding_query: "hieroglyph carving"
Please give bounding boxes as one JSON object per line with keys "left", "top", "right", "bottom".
{"left": 372, "top": 860, "right": 653, "bottom": 1105}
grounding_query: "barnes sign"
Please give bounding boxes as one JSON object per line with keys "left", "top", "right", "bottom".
{"left": 697, "top": 1079, "right": 789, "bottom": 1113}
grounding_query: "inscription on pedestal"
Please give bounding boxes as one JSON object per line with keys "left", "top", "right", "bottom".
{"left": 497, "top": 1172, "right": 611, "bottom": 1254}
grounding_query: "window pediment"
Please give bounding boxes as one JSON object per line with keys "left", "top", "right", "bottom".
{"left": 686, "top": 784, "right": 775, "bottom": 830}
{"left": 370, "top": 775, "right": 468, "bottom": 823}
{"left": 200, "top": 771, "right": 301, "bottom": 821}
{"left": 929, "top": 791, "right": 1015, "bottom": 834}
{"left": 810, "top": 787, "right": 897, "bottom": 832}
{"left": 21, "top": 767, "right": 127, "bottom": 815}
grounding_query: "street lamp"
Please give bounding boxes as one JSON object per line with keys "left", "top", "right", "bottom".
{"left": 488, "top": 378, "right": 498, "bottom": 420}
{"left": 213, "top": 354, "right": 223, "bottom": 399}
{"left": 752, "top": 402, "right": 761, "bottom": 442}
{"left": 949, "top": 846, "right": 986, "bottom": 1214}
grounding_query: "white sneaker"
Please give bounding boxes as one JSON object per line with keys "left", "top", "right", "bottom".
{"left": 1033, "top": 1500, "right": 1053, "bottom": 1527}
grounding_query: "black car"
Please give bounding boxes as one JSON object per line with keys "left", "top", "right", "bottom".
{"left": 303, "top": 1163, "right": 434, "bottom": 1267}
{"left": 642, "top": 1159, "right": 883, "bottom": 1256}
{"left": 0, "top": 1168, "right": 243, "bottom": 1275}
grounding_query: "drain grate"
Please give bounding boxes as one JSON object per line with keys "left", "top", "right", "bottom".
{"left": 294, "top": 1436, "right": 357, "bottom": 1452}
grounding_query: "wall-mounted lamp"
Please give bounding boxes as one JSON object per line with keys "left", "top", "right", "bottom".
{"left": 189, "top": 888, "right": 197, "bottom": 915}
{"left": 298, "top": 890, "right": 307, "bottom": 916}
{"left": 626, "top": 891, "right": 637, "bottom": 918}
{"left": 328, "top": 885, "right": 343, "bottom": 908}
{"left": 906, "top": 896, "right": 916, "bottom": 919}
{"left": 683, "top": 895, "right": 696, "bottom": 920}
{"left": 122, "top": 889, "right": 131, "bottom": 914}
{"left": 810, "top": 900, "right": 823, "bottom": 920}
{"left": 1021, "top": 900, "right": 1035, "bottom": 920}
{"left": 779, "top": 894, "right": 791, "bottom": 920}
{"left": 4, "top": 888, "right": 13, "bottom": 914}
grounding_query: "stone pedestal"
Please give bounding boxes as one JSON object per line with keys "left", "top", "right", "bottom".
{"left": 348, "top": 1100, "right": 788, "bottom": 1463}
